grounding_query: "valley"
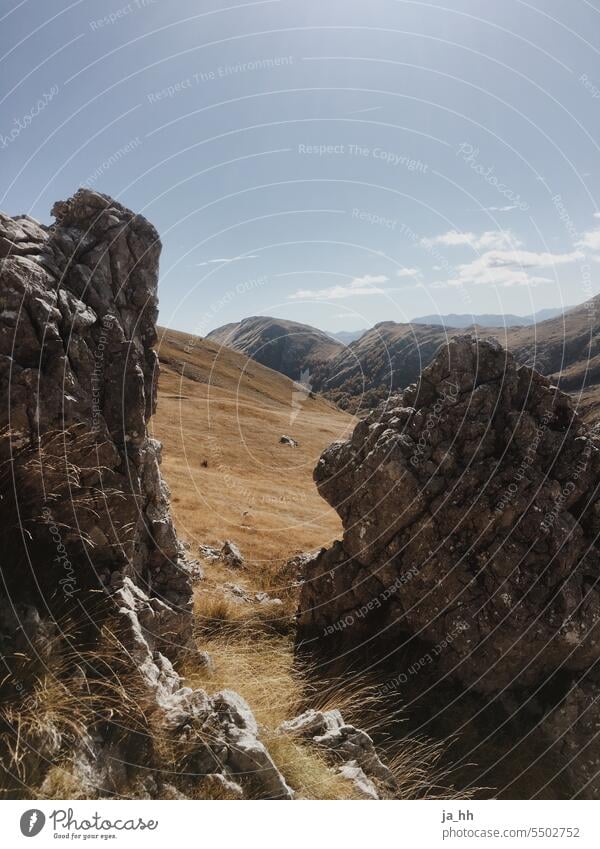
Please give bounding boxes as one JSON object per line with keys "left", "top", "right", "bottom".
{"left": 208, "top": 303, "right": 600, "bottom": 418}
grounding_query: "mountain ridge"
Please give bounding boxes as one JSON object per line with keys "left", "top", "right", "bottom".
{"left": 206, "top": 298, "right": 600, "bottom": 417}
{"left": 207, "top": 315, "right": 343, "bottom": 381}
{"left": 410, "top": 306, "right": 571, "bottom": 328}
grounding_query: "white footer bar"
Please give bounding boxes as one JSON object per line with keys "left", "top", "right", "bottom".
{"left": 1, "top": 800, "right": 598, "bottom": 847}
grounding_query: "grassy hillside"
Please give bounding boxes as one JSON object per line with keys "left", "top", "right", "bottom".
{"left": 154, "top": 326, "right": 353, "bottom": 566}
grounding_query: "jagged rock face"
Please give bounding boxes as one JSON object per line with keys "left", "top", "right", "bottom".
{"left": 0, "top": 192, "right": 299, "bottom": 800}
{"left": 0, "top": 190, "right": 189, "bottom": 614}
{"left": 297, "top": 337, "right": 600, "bottom": 697}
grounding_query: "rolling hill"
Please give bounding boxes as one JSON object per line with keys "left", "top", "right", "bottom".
{"left": 505, "top": 296, "right": 600, "bottom": 419}
{"left": 154, "top": 326, "right": 354, "bottom": 564}
{"left": 206, "top": 316, "right": 343, "bottom": 383}
{"left": 205, "top": 298, "right": 600, "bottom": 419}
{"left": 312, "top": 321, "right": 451, "bottom": 411}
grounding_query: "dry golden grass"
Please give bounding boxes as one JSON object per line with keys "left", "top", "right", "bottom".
{"left": 0, "top": 623, "right": 154, "bottom": 799}
{"left": 150, "top": 331, "right": 365, "bottom": 797}
{"left": 182, "top": 595, "right": 370, "bottom": 797}
{"left": 153, "top": 330, "right": 371, "bottom": 797}
{"left": 0, "top": 674, "right": 88, "bottom": 795}
{"left": 264, "top": 735, "right": 362, "bottom": 800}
{"left": 36, "top": 767, "right": 94, "bottom": 800}
{"left": 153, "top": 329, "right": 470, "bottom": 799}
{"left": 181, "top": 629, "right": 371, "bottom": 799}
{"left": 183, "top": 632, "right": 298, "bottom": 728}
{"left": 154, "top": 328, "right": 354, "bottom": 567}
{"left": 192, "top": 574, "right": 295, "bottom": 637}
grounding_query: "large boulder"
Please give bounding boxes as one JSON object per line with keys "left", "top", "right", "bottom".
{"left": 0, "top": 192, "right": 294, "bottom": 800}
{"left": 297, "top": 336, "right": 600, "bottom": 794}
{"left": 0, "top": 189, "right": 190, "bottom": 616}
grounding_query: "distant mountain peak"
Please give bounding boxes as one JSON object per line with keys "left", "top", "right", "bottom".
{"left": 410, "top": 307, "right": 573, "bottom": 329}
{"left": 207, "top": 315, "right": 343, "bottom": 381}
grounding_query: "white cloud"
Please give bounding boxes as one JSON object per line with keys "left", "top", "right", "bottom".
{"left": 481, "top": 248, "right": 584, "bottom": 268}
{"left": 396, "top": 267, "right": 420, "bottom": 277}
{"left": 571, "top": 212, "right": 600, "bottom": 253}
{"left": 445, "top": 247, "right": 582, "bottom": 288}
{"left": 577, "top": 228, "right": 600, "bottom": 252}
{"left": 196, "top": 255, "right": 258, "bottom": 267}
{"left": 289, "top": 274, "right": 389, "bottom": 301}
{"left": 421, "top": 229, "right": 521, "bottom": 251}
{"left": 420, "top": 227, "right": 585, "bottom": 288}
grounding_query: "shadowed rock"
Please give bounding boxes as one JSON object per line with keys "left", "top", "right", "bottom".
{"left": 297, "top": 336, "right": 600, "bottom": 796}
{"left": 0, "top": 189, "right": 189, "bottom": 616}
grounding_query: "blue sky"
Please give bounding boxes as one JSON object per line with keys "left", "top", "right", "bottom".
{"left": 2, "top": 0, "right": 600, "bottom": 333}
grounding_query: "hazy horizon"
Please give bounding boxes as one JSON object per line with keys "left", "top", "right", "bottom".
{"left": 202, "top": 299, "right": 581, "bottom": 338}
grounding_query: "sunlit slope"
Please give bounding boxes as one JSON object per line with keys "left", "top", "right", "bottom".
{"left": 153, "top": 327, "right": 354, "bottom": 567}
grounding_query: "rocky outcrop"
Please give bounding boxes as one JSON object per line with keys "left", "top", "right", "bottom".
{"left": 297, "top": 336, "right": 600, "bottom": 797}
{"left": 279, "top": 708, "right": 397, "bottom": 799}
{"left": 0, "top": 190, "right": 206, "bottom": 794}
{"left": 0, "top": 193, "right": 274, "bottom": 799}
{"left": 0, "top": 190, "right": 188, "bottom": 616}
